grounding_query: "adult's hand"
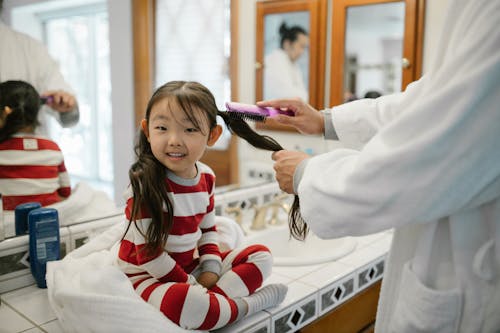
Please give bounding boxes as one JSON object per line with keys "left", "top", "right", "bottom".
{"left": 272, "top": 150, "right": 310, "bottom": 194}
{"left": 257, "top": 98, "right": 324, "bottom": 135}
{"left": 41, "top": 90, "right": 77, "bottom": 113}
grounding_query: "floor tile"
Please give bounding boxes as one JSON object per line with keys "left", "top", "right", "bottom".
{"left": 40, "top": 320, "right": 64, "bottom": 333}
{"left": 2, "top": 285, "right": 56, "bottom": 326}
{"left": 0, "top": 303, "right": 35, "bottom": 333}
{"left": 18, "top": 328, "right": 43, "bottom": 333}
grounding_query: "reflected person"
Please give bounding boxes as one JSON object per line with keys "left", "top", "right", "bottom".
{"left": 264, "top": 22, "right": 309, "bottom": 101}
{"left": 258, "top": 0, "right": 500, "bottom": 331}
{"left": 0, "top": 81, "right": 71, "bottom": 210}
{"left": 0, "top": 0, "right": 79, "bottom": 136}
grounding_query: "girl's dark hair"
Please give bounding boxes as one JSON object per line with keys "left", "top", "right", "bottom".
{"left": 128, "top": 81, "right": 308, "bottom": 256}
{"left": 279, "top": 22, "right": 308, "bottom": 49}
{"left": 0, "top": 80, "right": 41, "bottom": 143}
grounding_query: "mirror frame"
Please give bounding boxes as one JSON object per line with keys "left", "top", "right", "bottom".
{"left": 329, "top": 0, "right": 425, "bottom": 106}
{"left": 255, "top": 0, "right": 327, "bottom": 132}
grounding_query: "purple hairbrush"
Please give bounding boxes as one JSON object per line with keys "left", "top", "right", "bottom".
{"left": 225, "top": 102, "right": 294, "bottom": 122}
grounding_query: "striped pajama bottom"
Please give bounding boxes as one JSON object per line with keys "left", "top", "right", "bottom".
{"left": 127, "top": 244, "right": 272, "bottom": 330}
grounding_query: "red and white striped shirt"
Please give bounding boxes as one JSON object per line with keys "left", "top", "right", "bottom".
{"left": 0, "top": 133, "right": 71, "bottom": 210}
{"left": 117, "top": 162, "right": 222, "bottom": 283}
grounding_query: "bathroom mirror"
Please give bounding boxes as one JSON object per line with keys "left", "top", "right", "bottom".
{"left": 0, "top": 0, "right": 253, "bottom": 241}
{"left": 329, "top": 0, "right": 424, "bottom": 106}
{"left": 255, "top": 0, "right": 327, "bottom": 132}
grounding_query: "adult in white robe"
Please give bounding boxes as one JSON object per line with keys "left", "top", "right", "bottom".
{"left": 260, "top": 0, "right": 500, "bottom": 331}
{"left": 0, "top": 8, "right": 79, "bottom": 136}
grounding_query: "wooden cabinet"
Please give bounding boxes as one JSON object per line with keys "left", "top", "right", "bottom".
{"left": 300, "top": 280, "right": 382, "bottom": 333}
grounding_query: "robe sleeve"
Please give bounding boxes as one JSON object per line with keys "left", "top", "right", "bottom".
{"left": 298, "top": 8, "right": 500, "bottom": 238}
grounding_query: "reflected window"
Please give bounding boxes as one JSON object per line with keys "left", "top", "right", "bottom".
{"left": 41, "top": 4, "right": 113, "bottom": 196}
{"left": 344, "top": 2, "right": 405, "bottom": 101}
{"left": 155, "top": 0, "right": 231, "bottom": 150}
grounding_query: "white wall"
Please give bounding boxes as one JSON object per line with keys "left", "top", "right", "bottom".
{"left": 107, "top": 0, "right": 135, "bottom": 204}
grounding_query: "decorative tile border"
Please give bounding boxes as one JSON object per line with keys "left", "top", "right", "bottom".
{"left": 271, "top": 293, "right": 317, "bottom": 333}
{"left": 319, "top": 272, "right": 356, "bottom": 316}
{"left": 356, "top": 255, "right": 385, "bottom": 291}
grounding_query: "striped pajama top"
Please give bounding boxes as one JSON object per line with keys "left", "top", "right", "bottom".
{"left": 117, "top": 162, "right": 222, "bottom": 283}
{"left": 0, "top": 133, "right": 71, "bottom": 210}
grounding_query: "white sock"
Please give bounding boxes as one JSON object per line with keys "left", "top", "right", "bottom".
{"left": 242, "top": 283, "right": 288, "bottom": 315}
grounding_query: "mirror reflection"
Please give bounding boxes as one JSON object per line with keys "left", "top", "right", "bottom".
{"left": 343, "top": 2, "right": 405, "bottom": 102}
{"left": 263, "top": 12, "right": 310, "bottom": 102}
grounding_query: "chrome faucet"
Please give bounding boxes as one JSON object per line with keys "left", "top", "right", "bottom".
{"left": 251, "top": 194, "right": 291, "bottom": 230}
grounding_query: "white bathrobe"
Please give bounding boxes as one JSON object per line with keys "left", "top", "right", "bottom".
{"left": 297, "top": 0, "right": 500, "bottom": 332}
{"left": 264, "top": 48, "right": 308, "bottom": 102}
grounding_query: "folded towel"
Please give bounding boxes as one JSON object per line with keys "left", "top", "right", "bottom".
{"left": 47, "top": 216, "right": 244, "bottom": 332}
{"left": 51, "top": 181, "right": 122, "bottom": 226}
{"left": 216, "top": 215, "right": 245, "bottom": 252}
{"left": 2, "top": 181, "right": 121, "bottom": 237}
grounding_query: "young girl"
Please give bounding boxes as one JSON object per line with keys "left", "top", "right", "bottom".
{"left": 116, "top": 81, "right": 288, "bottom": 330}
{"left": 0, "top": 80, "right": 71, "bottom": 210}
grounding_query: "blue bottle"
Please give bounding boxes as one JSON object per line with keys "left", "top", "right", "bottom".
{"left": 15, "top": 202, "right": 41, "bottom": 236}
{"left": 28, "top": 208, "right": 60, "bottom": 288}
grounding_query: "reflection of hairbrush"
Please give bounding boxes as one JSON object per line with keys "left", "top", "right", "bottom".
{"left": 40, "top": 96, "right": 53, "bottom": 105}
{"left": 225, "top": 102, "right": 294, "bottom": 122}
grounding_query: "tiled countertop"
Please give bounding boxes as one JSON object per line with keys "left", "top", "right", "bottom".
{"left": 0, "top": 229, "right": 392, "bottom": 333}
{"left": 0, "top": 182, "right": 393, "bottom": 332}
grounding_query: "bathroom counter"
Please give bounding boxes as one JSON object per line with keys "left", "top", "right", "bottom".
{"left": 0, "top": 182, "right": 392, "bottom": 333}
{"left": 213, "top": 229, "right": 392, "bottom": 333}
{"left": 0, "top": 228, "right": 391, "bottom": 333}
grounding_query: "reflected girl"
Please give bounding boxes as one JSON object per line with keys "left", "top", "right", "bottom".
{"left": 0, "top": 80, "right": 71, "bottom": 210}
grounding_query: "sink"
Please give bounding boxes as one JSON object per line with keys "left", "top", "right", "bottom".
{"left": 243, "top": 224, "right": 357, "bottom": 266}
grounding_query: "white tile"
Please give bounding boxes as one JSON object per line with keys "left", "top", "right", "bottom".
{"left": 354, "top": 231, "right": 389, "bottom": 248}
{"left": 367, "top": 233, "right": 393, "bottom": 253}
{"left": 337, "top": 245, "right": 384, "bottom": 268}
{"left": 271, "top": 263, "right": 326, "bottom": 281}
{"left": 0, "top": 302, "right": 35, "bottom": 332}
{"left": 40, "top": 320, "right": 64, "bottom": 333}
{"left": 2, "top": 285, "right": 56, "bottom": 325}
{"left": 298, "top": 261, "right": 354, "bottom": 289}
{"left": 263, "top": 272, "right": 293, "bottom": 286}
{"left": 213, "top": 311, "right": 270, "bottom": 333}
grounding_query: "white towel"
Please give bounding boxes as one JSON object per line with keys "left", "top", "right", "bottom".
{"left": 51, "top": 181, "right": 122, "bottom": 226}
{"left": 216, "top": 215, "right": 245, "bottom": 252}
{"left": 2, "top": 181, "right": 121, "bottom": 237}
{"left": 47, "top": 216, "right": 244, "bottom": 332}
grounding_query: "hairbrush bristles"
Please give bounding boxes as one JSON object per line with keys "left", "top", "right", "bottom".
{"left": 226, "top": 110, "right": 267, "bottom": 122}
{"left": 224, "top": 101, "right": 294, "bottom": 123}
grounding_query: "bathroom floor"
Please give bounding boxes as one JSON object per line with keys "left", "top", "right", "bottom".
{"left": 0, "top": 285, "right": 62, "bottom": 333}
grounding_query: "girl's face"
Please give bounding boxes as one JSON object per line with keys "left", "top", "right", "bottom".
{"left": 142, "top": 99, "right": 222, "bottom": 179}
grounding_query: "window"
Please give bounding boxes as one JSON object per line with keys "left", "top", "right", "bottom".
{"left": 40, "top": 4, "right": 113, "bottom": 196}
{"left": 155, "top": 0, "right": 232, "bottom": 149}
